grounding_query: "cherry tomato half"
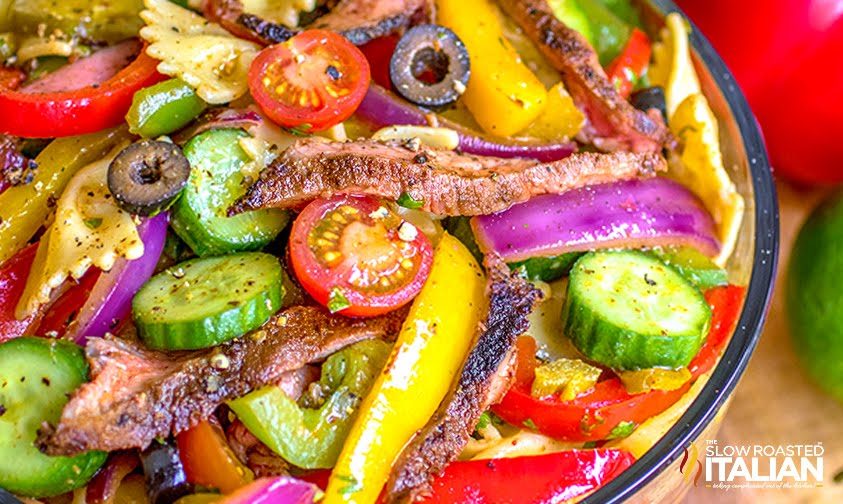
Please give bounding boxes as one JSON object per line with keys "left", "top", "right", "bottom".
{"left": 289, "top": 195, "right": 433, "bottom": 317}
{"left": 248, "top": 30, "right": 371, "bottom": 132}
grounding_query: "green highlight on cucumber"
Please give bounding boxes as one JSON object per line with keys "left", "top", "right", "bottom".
{"left": 133, "top": 252, "right": 285, "bottom": 350}
{"left": 0, "top": 338, "right": 106, "bottom": 498}
{"left": 172, "top": 128, "right": 289, "bottom": 257}
{"left": 650, "top": 246, "right": 728, "bottom": 290}
{"left": 562, "top": 250, "right": 712, "bottom": 370}
{"left": 509, "top": 252, "right": 583, "bottom": 282}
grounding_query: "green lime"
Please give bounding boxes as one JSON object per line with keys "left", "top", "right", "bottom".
{"left": 787, "top": 191, "right": 843, "bottom": 401}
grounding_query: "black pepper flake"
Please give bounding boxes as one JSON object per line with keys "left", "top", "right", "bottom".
{"left": 644, "top": 273, "right": 657, "bottom": 286}
{"left": 41, "top": 377, "right": 51, "bottom": 386}
{"left": 326, "top": 65, "right": 341, "bottom": 80}
{"left": 413, "top": 153, "right": 429, "bottom": 164}
{"left": 0, "top": 404, "right": 4, "bottom": 416}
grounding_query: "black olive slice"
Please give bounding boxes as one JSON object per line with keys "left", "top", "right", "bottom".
{"left": 631, "top": 86, "right": 668, "bottom": 122}
{"left": 107, "top": 140, "right": 190, "bottom": 217}
{"left": 389, "top": 24, "right": 471, "bottom": 109}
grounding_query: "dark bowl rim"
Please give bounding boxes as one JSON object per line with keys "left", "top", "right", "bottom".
{"left": 584, "top": 1, "right": 780, "bottom": 502}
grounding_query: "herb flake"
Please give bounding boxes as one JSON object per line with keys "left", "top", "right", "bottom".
{"left": 396, "top": 192, "right": 424, "bottom": 209}
{"left": 84, "top": 218, "right": 103, "bottom": 230}
{"left": 327, "top": 287, "right": 351, "bottom": 313}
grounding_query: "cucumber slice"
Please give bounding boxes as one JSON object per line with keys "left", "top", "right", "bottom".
{"left": 172, "top": 129, "right": 289, "bottom": 257}
{"left": 133, "top": 253, "right": 285, "bottom": 350}
{"left": 0, "top": 337, "right": 106, "bottom": 498}
{"left": 562, "top": 250, "right": 711, "bottom": 370}
{"left": 509, "top": 252, "right": 584, "bottom": 282}
{"left": 650, "top": 246, "right": 728, "bottom": 290}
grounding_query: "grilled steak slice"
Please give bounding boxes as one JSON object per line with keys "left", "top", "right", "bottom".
{"left": 207, "top": 0, "right": 431, "bottom": 46}
{"left": 230, "top": 138, "right": 666, "bottom": 216}
{"left": 385, "top": 256, "right": 540, "bottom": 501}
{"left": 308, "top": 0, "right": 431, "bottom": 45}
{"left": 496, "top": 0, "right": 672, "bottom": 153}
{"left": 39, "top": 306, "right": 406, "bottom": 456}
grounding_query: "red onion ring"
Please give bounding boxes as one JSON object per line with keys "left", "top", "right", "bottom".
{"left": 356, "top": 85, "right": 577, "bottom": 162}
{"left": 85, "top": 452, "right": 139, "bottom": 504}
{"left": 66, "top": 212, "right": 169, "bottom": 345}
{"left": 218, "top": 476, "right": 322, "bottom": 504}
{"left": 21, "top": 40, "right": 142, "bottom": 94}
{"left": 173, "top": 108, "right": 263, "bottom": 144}
{"left": 472, "top": 178, "right": 721, "bottom": 262}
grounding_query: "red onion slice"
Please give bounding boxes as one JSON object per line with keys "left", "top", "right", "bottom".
{"left": 472, "top": 178, "right": 721, "bottom": 262}
{"left": 173, "top": 108, "right": 263, "bottom": 144}
{"left": 21, "top": 40, "right": 142, "bottom": 94}
{"left": 66, "top": 212, "right": 169, "bottom": 344}
{"left": 356, "top": 85, "right": 577, "bottom": 162}
{"left": 219, "top": 476, "right": 322, "bottom": 504}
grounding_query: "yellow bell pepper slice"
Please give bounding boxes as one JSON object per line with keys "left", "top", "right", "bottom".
{"left": 323, "top": 233, "right": 486, "bottom": 504}
{"left": 668, "top": 93, "right": 744, "bottom": 266}
{"left": 0, "top": 127, "right": 130, "bottom": 264}
{"left": 521, "top": 82, "right": 585, "bottom": 141}
{"left": 649, "top": 13, "right": 700, "bottom": 119}
{"left": 436, "top": 0, "right": 547, "bottom": 137}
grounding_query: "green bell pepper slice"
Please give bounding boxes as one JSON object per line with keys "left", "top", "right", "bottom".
{"left": 126, "top": 78, "right": 207, "bottom": 138}
{"left": 228, "top": 340, "right": 391, "bottom": 469}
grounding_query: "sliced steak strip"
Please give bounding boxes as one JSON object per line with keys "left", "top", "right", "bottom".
{"left": 496, "top": 0, "right": 673, "bottom": 153}
{"left": 206, "top": 0, "right": 430, "bottom": 46}
{"left": 39, "top": 306, "right": 407, "bottom": 456}
{"left": 307, "top": 0, "right": 431, "bottom": 45}
{"left": 229, "top": 138, "right": 666, "bottom": 216}
{"left": 385, "top": 255, "right": 540, "bottom": 502}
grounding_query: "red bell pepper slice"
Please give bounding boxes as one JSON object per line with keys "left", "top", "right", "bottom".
{"left": 35, "top": 268, "right": 101, "bottom": 337}
{"left": 419, "top": 450, "right": 635, "bottom": 503}
{"left": 606, "top": 28, "right": 652, "bottom": 99}
{"left": 300, "top": 450, "right": 633, "bottom": 504}
{"left": 688, "top": 285, "right": 746, "bottom": 379}
{"left": 0, "top": 66, "right": 25, "bottom": 90}
{"left": 358, "top": 35, "right": 399, "bottom": 90}
{"left": 494, "top": 285, "right": 746, "bottom": 441}
{"left": 0, "top": 46, "right": 164, "bottom": 138}
{"left": 0, "top": 243, "right": 39, "bottom": 342}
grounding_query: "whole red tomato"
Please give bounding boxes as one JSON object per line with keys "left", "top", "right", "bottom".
{"left": 677, "top": 0, "right": 843, "bottom": 186}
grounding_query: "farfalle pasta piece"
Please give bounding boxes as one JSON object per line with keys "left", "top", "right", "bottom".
{"left": 17, "top": 147, "right": 143, "bottom": 318}
{"left": 140, "top": 0, "right": 260, "bottom": 104}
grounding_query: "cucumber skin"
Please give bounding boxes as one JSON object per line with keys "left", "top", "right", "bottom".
{"left": 0, "top": 338, "right": 106, "bottom": 498}
{"left": 509, "top": 252, "right": 583, "bottom": 282}
{"left": 172, "top": 128, "right": 288, "bottom": 257}
{"left": 562, "top": 251, "right": 711, "bottom": 370}
{"left": 650, "top": 247, "right": 728, "bottom": 290}
{"left": 134, "top": 254, "right": 285, "bottom": 350}
{"left": 138, "top": 285, "right": 283, "bottom": 350}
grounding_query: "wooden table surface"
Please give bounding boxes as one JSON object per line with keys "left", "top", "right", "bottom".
{"left": 685, "top": 181, "right": 843, "bottom": 503}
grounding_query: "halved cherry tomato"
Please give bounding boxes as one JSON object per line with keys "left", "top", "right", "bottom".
{"left": 606, "top": 28, "right": 651, "bottom": 99}
{"left": 248, "top": 30, "right": 371, "bottom": 132}
{"left": 494, "top": 285, "right": 746, "bottom": 441}
{"left": 289, "top": 194, "right": 433, "bottom": 317}
{"left": 177, "top": 420, "right": 253, "bottom": 494}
